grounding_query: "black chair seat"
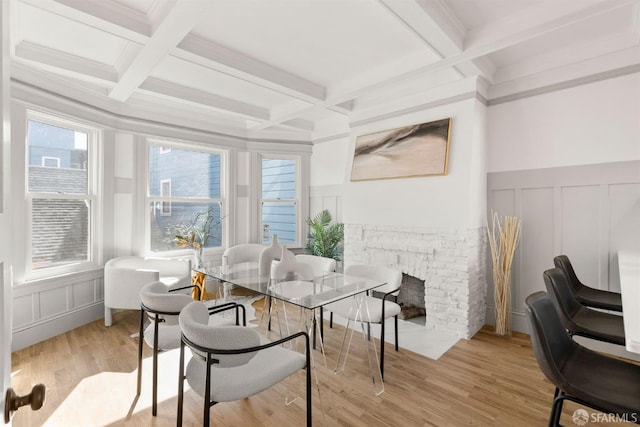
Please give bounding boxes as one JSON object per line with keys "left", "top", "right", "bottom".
{"left": 554, "top": 255, "right": 623, "bottom": 312}
{"left": 563, "top": 348, "right": 640, "bottom": 415}
{"left": 544, "top": 268, "right": 625, "bottom": 346}
{"left": 572, "top": 307, "right": 625, "bottom": 346}
{"left": 525, "top": 291, "right": 640, "bottom": 426}
{"left": 575, "top": 285, "right": 623, "bottom": 312}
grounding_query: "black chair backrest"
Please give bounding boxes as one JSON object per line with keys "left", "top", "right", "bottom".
{"left": 553, "top": 255, "right": 582, "bottom": 293}
{"left": 543, "top": 267, "right": 583, "bottom": 327}
{"left": 524, "top": 292, "right": 578, "bottom": 389}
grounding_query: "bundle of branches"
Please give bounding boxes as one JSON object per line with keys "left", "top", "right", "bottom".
{"left": 487, "top": 212, "right": 522, "bottom": 336}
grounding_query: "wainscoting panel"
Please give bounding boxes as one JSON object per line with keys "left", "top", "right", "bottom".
{"left": 38, "top": 287, "right": 68, "bottom": 319}
{"left": 12, "top": 268, "right": 104, "bottom": 351}
{"left": 488, "top": 160, "right": 640, "bottom": 333}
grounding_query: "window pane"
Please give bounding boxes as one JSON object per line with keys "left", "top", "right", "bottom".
{"left": 28, "top": 120, "right": 88, "bottom": 194}
{"left": 149, "top": 202, "right": 222, "bottom": 252}
{"left": 32, "top": 198, "right": 89, "bottom": 270}
{"left": 262, "top": 202, "right": 296, "bottom": 244}
{"left": 148, "top": 146, "right": 220, "bottom": 198}
{"left": 262, "top": 159, "right": 295, "bottom": 199}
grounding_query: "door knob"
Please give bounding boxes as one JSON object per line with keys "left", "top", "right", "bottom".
{"left": 4, "top": 383, "right": 46, "bottom": 423}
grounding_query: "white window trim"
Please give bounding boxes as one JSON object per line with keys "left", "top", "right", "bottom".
{"left": 41, "top": 156, "right": 60, "bottom": 168}
{"left": 160, "top": 178, "right": 171, "bottom": 216}
{"left": 24, "top": 110, "right": 102, "bottom": 280}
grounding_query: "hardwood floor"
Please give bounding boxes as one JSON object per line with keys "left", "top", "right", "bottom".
{"left": 10, "top": 300, "right": 624, "bottom": 426}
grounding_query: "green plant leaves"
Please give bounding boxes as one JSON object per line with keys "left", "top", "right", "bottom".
{"left": 305, "top": 209, "right": 344, "bottom": 261}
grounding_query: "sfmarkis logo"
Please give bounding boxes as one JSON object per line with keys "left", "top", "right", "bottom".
{"left": 572, "top": 409, "right": 638, "bottom": 425}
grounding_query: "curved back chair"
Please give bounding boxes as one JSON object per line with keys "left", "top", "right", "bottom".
{"left": 543, "top": 268, "right": 625, "bottom": 346}
{"left": 266, "top": 249, "right": 315, "bottom": 338}
{"left": 177, "top": 301, "right": 311, "bottom": 427}
{"left": 554, "top": 255, "right": 622, "bottom": 312}
{"left": 104, "top": 256, "right": 191, "bottom": 326}
{"left": 220, "top": 243, "right": 265, "bottom": 301}
{"left": 525, "top": 291, "right": 640, "bottom": 426}
{"left": 295, "top": 254, "right": 337, "bottom": 277}
{"left": 326, "top": 264, "right": 403, "bottom": 379}
{"left": 137, "top": 281, "right": 193, "bottom": 416}
{"left": 222, "top": 243, "right": 265, "bottom": 271}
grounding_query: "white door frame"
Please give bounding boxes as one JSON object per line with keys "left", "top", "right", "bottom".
{"left": 1, "top": 0, "right": 12, "bottom": 423}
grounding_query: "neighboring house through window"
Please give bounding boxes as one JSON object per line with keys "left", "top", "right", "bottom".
{"left": 261, "top": 157, "right": 298, "bottom": 245}
{"left": 147, "top": 143, "right": 223, "bottom": 253}
{"left": 160, "top": 179, "right": 171, "bottom": 215}
{"left": 26, "top": 114, "right": 96, "bottom": 273}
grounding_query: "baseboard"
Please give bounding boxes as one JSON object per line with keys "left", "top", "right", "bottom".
{"left": 12, "top": 303, "right": 104, "bottom": 352}
{"left": 485, "top": 307, "right": 529, "bottom": 335}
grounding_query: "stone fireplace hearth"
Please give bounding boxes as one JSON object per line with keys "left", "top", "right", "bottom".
{"left": 344, "top": 224, "right": 487, "bottom": 339}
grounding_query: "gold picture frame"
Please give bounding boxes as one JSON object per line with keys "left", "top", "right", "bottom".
{"left": 350, "top": 118, "right": 452, "bottom": 181}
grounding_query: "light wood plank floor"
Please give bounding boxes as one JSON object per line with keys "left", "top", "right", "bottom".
{"left": 10, "top": 299, "right": 626, "bottom": 426}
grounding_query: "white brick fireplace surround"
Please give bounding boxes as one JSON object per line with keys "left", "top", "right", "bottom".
{"left": 344, "top": 224, "right": 488, "bottom": 339}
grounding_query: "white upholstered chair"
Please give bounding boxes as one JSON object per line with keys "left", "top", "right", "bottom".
{"left": 326, "top": 264, "right": 402, "bottom": 379}
{"left": 137, "top": 281, "right": 193, "bottom": 416}
{"left": 137, "top": 282, "right": 246, "bottom": 417}
{"left": 177, "top": 301, "right": 311, "bottom": 427}
{"left": 295, "top": 254, "right": 337, "bottom": 343}
{"left": 295, "top": 254, "right": 336, "bottom": 277}
{"left": 103, "top": 256, "right": 191, "bottom": 326}
{"left": 220, "top": 243, "right": 265, "bottom": 300}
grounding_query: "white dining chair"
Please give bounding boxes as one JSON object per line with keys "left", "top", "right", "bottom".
{"left": 177, "top": 301, "right": 311, "bottom": 427}
{"left": 326, "top": 264, "right": 402, "bottom": 379}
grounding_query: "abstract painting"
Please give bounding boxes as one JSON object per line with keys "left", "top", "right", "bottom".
{"left": 350, "top": 118, "right": 452, "bottom": 181}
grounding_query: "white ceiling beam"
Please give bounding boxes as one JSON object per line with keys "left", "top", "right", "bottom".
{"left": 378, "top": 0, "right": 494, "bottom": 80}
{"left": 15, "top": 41, "right": 118, "bottom": 83}
{"left": 139, "top": 77, "right": 270, "bottom": 120}
{"left": 257, "top": 0, "right": 635, "bottom": 130}
{"left": 108, "top": 1, "right": 215, "bottom": 102}
{"left": 21, "top": 0, "right": 150, "bottom": 43}
{"left": 174, "top": 34, "right": 326, "bottom": 103}
{"left": 281, "top": 118, "right": 314, "bottom": 132}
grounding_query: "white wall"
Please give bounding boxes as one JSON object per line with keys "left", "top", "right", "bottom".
{"left": 337, "top": 98, "right": 486, "bottom": 229}
{"left": 487, "top": 73, "right": 640, "bottom": 173}
{"left": 486, "top": 72, "right": 640, "bottom": 334}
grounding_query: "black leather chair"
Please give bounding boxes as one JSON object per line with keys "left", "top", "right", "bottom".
{"left": 525, "top": 292, "right": 640, "bottom": 426}
{"left": 554, "top": 255, "right": 623, "bottom": 312}
{"left": 543, "top": 267, "right": 625, "bottom": 346}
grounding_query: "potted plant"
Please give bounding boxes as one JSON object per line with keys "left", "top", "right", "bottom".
{"left": 174, "top": 206, "right": 221, "bottom": 268}
{"left": 305, "top": 209, "right": 344, "bottom": 261}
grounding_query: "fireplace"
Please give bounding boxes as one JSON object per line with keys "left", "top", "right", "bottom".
{"left": 343, "top": 224, "right": 487, "bottom": 339}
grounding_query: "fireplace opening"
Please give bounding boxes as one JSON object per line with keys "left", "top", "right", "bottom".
{"left": 372, "top": 273, "right": 426, "bottom": 321}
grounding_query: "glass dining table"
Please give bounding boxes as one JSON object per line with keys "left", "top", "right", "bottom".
{"left": 194, "top": 264, "right": 388, "bottom": 396}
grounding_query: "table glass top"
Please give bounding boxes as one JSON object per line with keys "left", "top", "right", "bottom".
{"left": 195, "top": 265, "right": 386, "bottom": 310}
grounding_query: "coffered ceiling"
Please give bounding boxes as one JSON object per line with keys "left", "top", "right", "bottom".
{"left": 9, "top": 0, "right": 640, "bottom": 143}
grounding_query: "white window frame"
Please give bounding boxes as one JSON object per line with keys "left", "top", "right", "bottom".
{"left": 145, "top": 139, "right": 227, "bottom": 258}
{"left": 160, "top": 178, "right": 171, "bottom": 216}
{"left": 41, "top": 156, "right": 60, "bottom": 168}
{"left": 259, "top": 154, "right": 301, "bottom": 247}
{"left": 25, "top": 111, "right": 101, "bottom": 279}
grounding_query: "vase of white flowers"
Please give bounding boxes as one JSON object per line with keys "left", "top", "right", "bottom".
{"left": 174, "top": 207, "right": 220, "bottom": 269}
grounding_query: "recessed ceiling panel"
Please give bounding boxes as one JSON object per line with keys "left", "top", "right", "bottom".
{"left": 445, "top": 0, "right": 538, "bottom": 31}
{"left": 16, "top": 2, "right": 129, "bottom": 66}
{"left": 488, "top": 5, "right": 635, "bottom": 67}
{"left": 151, "top": 55, "right": 311, "bottom": 110}
{"left": 112, "top": 0, "right": 156, "bottom": 16}
{"left": 190, "top": 0, "right": 428, "bottom": 86}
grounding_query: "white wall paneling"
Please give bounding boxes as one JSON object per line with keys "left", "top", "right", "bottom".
{"left": 11, "top": 269, "right": 104, "bottom": 351}
{"left": 487, "top": 160, "right": 640, "bottom": 333}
